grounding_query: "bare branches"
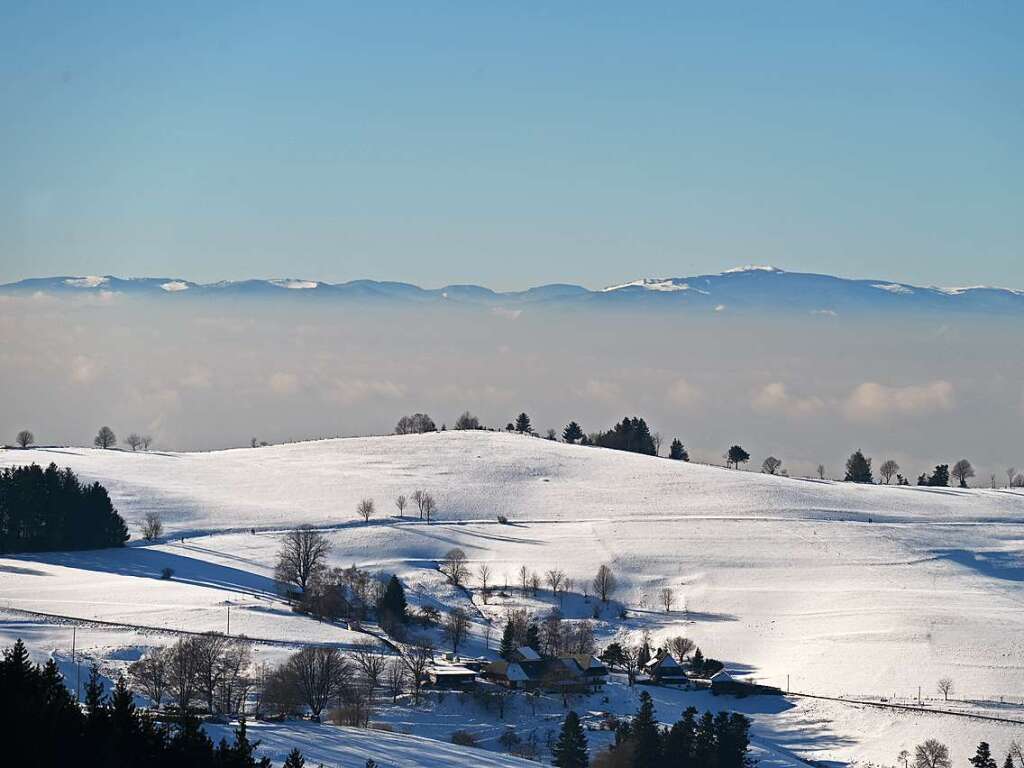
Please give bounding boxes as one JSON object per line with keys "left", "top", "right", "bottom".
{"left": 593, "top": 563, "right": 617, "bottom": 603}
{"left": 275, "top": 526, "right": 331, "bottom": 595}
{"left": 439, "top": 548, "right": 469, "bottom": 586}
{"left": 356, "top": 498, "right": 376, "bottom": 523}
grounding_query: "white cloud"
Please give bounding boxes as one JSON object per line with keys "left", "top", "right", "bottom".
{"left": 325, "top": 378, "right": 404, "bottom": 406}
{"left": 843, "top": 380, "right": 954, "bottom": 423}
{"left": 268, "top": 372, "right": 300, "bottom": 396}
{"left": 666, "top": 378, "right": 701, "bottom": 408}
{"left": 577, "top": 379, "right": 621, "bottom": 402}
{"left": 751, "top": 382, "right": 824, "bottom": 417}
{"left": 70, "top": 355, "right": 99, "bottom": 384}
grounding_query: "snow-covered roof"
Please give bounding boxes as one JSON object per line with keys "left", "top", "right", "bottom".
{"left": 514, "top": 646, "right": 540, "bottom": 661}
{"left": 710, "top": 670, "right": 734, "bottom": 683}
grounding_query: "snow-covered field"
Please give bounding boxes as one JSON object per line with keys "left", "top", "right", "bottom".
{"left": 2, "top": 432, "right": 1023, "bottom": 765}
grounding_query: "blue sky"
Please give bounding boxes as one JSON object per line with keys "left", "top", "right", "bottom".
{"left": 2, "top": 2, "right": 1021, "bottom": 289}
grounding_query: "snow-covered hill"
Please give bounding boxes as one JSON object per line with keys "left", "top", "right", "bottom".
{"left": 2, "top": 432, "right": 1022, "bottom": 764}
{"left": 2, "top": 267, "right": 1023, "bottom": 314}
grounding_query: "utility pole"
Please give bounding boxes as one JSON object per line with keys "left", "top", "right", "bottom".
{"left": 226, "top": 605, "right": 231, "bottom": 636}
{"left": 787, "top": 674, "right": 790, "bottom": 693}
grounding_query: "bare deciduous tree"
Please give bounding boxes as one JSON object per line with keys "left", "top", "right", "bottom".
{"left": 94, "top": 426, "right": 116, "bottom": 449}
{"left": 762, "top": 456, "right": 782, "bottom": 475}
{"left": 443, "top": 607, "right": 471, "bottom": 654}
{"left": 478, "top": 563, "right": 492, "bottom": 603}
{"left": 142, "top": 511, "right": 163, "bottom": 541}
{"left": 545, "top": 569, "right": 565, "bottom": 598}
{"left": 440, "top": 548, "right": 469, "bottom": 586}
{"left": 936, "top": 677, "right": 953, "bottom": 701}
{"left": 402, "top": 638, "right": 434, "bottom": 704}
{"left": 384, "top": 658, "right": 406, "bottom": 703}
{"left": 16, "top": 430, "right": 34, "bottom": 449}
{"left": 817, "top": 464, "right": 826, "bottom": 480}
{"left": 165, "top": 637, "right": 201, "bottom": 712}
{"left": 1007, "top": 468, "right": 1017, "bottom": 488}
{"left": 880, "top": 459, "right": 900, "bottom": 484}
{"left": 529, "top": 571, "right": 541, "bottom": 597}
{"left": 395, "top": 494, "right": 407, "bottom": 517}
{"left": 622, "top": 645, "right": 641, "bottom": 686}
{"left": 593, "top": 564, "right": 617, "bottom": 603}
{"left": 140, "top": 435, "right": 153, "bottom": 451}
{"left": 454, "top": 411, "right": 480, "bottom": 430}
{"left": 287, "top": 646, "right": 351, "bottom": 720}
{"left": 356, "top": 498, "right": 376, "bottom": 523}
{"left": 659, "top": 586, "right": 674, "bottom": 612}
{"left": 275, "top": 526, "right": 332, "bottom": 595}
{"left": 125, "top": 433, "right": 143, "bottom": 451}
{"left": 422, "top": 493, "right": 437, "bottom": 522}
{"left": 652, "top": 432, "right": 663, "bottom": 456}
{"left": 351, "top": 641, "right": 389, "bottom": 691}
{"left": 128, "top": 649, "right": 168, "bottom": 708}
{"left": 668, "top": 636, "right": 695, "bottom": 660}
{"left": 951, "top": 459, "right": 975, "bottom": 488}
{"left": 518, "top": 565, "right": 530, "bottom": 597}
{"left": 395, "top": 413, "right": 436, "bottom": 434}
{"left": 914, "top": 739, "right": 951, "bottom": 768}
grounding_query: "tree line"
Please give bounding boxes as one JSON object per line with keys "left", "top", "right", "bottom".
{"left": 0, "top": 639, "right": 273, "bottom": 768}
{"left": 0, "top": 463, "right": 129, "bottom": 554}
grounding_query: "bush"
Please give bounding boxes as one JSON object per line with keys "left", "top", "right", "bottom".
{"left": 496, "top": 514, "right": 509, "bottom": 525}
{"left": 451, "top": 730, "right": 477, "bottom": 747}
{"left": 160, "top": 567, "right": 175, "bottom": 580}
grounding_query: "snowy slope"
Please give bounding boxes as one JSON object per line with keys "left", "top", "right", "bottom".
{"left": 2, "top": 432, "right": 1023, "bottom": 764}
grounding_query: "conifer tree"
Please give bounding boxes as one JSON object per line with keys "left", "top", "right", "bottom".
{"left": 562, "top": 422, "right": 584, "bottom": 444}
{"left": 381, "top": 575, "right": 408, "bottom": 624}
{"left": 283, "top": 748, "right": 306, "bottom": 768}
{"left": 631, "top": 691, "right": 662, "bottom": 768}
{"left": 969, "top": 743, "right": 998, "bottom": 768}
{"left": 499, "top": 621, "right": 516, "bottom": 659}
{"left": 552, "top": 710, "right": 589, "bottom": 768}
{"left": 844, "top": 450, "right": 874, "bottom": 483}
{"left": 515, "top": 412, "right": 533, "bottom": 434}
{"left": 525, "top": 622, "right": 541, "bottom": 653}
{"left": 669, "top": 439, "right": 689, "bottom": 461}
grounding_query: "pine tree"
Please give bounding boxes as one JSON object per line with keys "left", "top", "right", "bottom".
{"left": 499, "top": 621, "right": 516, "bottom": 659}
{"left": 562, "top": 422, "right": 584, "bottom": 444}
{"left": 663, "top": 707, "right": 697, "bottom": 766}
{"left": 726, "top": 445, "right": 750, "bottom": 469}
{"left": 515, "top": 412, "right": 533, "bottom": 434}
{"left": 381, "top": 575, "right": 407, "bottom": 624}
{"left": 283, "top": 748, "right": 306, "bottom": 768}
{"left": 525, "top": 623, "right": 541, "bottom": 653}
{"left": 928, "top": 464, "right": 950, "bottom": 487}
{"left": 691, "top": 647, "right": 704, "bottom": 676}
{"left": 631, "top": 691, "right": 662, "bottom": 768}
{"left": 1003, "top": 753, "right": 1014, "bottom": 768}
{"left": 969, "top": 743, "right": 997, "bottom": 768}
{"left": 552, "top": 710, "right": 589, "bottom": 767}
{"left": 669, "top": 439, "right": 689, "bottom": 461}
{"left": 844, "top": 450, "right": 874, "bottom": 483}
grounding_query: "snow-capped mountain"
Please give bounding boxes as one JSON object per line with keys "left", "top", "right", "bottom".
{"left": 3, "top": 267, "right": 1022, "bottom": 314}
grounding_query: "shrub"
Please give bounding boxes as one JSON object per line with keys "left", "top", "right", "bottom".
{"left": 451, "top": 730, "right": 477, "bottom": 747}
{"left": 160, "top": 567, "right": 174, "bottom": 580}
{"left": 496, "top": 514, "right": 509, "bottom": 525}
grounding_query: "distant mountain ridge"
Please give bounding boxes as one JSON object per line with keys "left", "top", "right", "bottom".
{"left": 3, "top": 266, "right": 1022, "bottom": 314}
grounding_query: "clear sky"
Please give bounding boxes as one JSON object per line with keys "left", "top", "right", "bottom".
{"left": 2, "top": 2, "right": 1021, "bottom": 289}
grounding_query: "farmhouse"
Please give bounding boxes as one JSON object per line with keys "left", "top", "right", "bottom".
{"left": 644, "top": 652, "right": 688, "bottom": 685}
{"left": 428, "top": 664, "right": 478, "bottom": 689}
{"left": 484, "top": 647, "right": 608, "bottom": 691}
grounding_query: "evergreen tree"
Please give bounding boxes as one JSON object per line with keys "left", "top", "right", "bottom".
{"left": 637, "top": 642, "right": 651, "bottom": 669}
{"left": 969, "top": 743, "right": 998, "bottom": 768}
{"left": 928, "top": 464, "right": 950, "bottom": 487}
{"left": 1003, "top": 754, "right": 1014, "bottom": 768}
{"left": 562, "top": 421, "right": 584, "bottom": 444}
{"left": 499, "top": 621, "right": 516, "bottom": 659}
{"left": 594, "top": 417, "right": 657, "bottom": 455}
{"left": 844, "top": 450, "right": 874, "bottom": 483}
{"left": 552, "top": 710, "right": 589, "bottom": 768}
{"left": 515, "top": 412, "right": 533, "bottom": 434}
{"left": 525, "top": 623, "right": 541, "bottom": 653}
{"left": 691, "top": 647, "right": 704, "bottom": 676}
{"left": 380, "top": 575, "right": 408, "bottom": 624}
{"left": 726, "top": 445, "right": 750, "bottom": 469}
{"left": 631, "top": 691, "right": 662, "bottom": 768}
{"left": 283, "top": 748, "right": 306, "bottom": 768}
{"left": 663, "top": 706, "right": 697, "bottom": 767}
{"left": 669, "top": 439, "right": 689, "bottom": 461}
